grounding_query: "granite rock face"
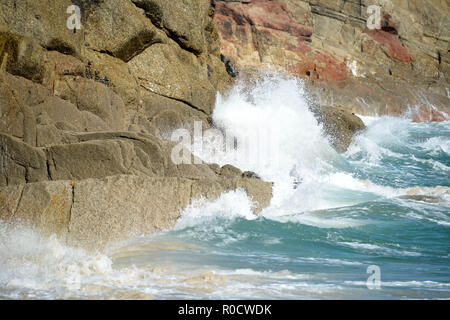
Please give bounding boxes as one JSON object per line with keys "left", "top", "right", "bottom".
{"left": 0, "top": 173, "right": 272, "bottom": 250}
{"left": 0, "top": 0, "right": 232, "bottom": 136}
{"left": 0, "top": 0, "right": 272, "bottom": 250}
{"left": 0, "top": 127, "right": 273, "bottom": 250}
{"left": 0, "top": 130, "right": 273, "bottom": 250}
{"left": 214, "top": 0, "right": 449, "bottom": 121}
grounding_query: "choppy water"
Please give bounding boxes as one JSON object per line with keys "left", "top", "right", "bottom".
{"left": 1, "top": 75, "right": 449, "bottom": 299}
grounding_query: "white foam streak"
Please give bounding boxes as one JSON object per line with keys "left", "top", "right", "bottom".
{"left": 420, "top": 136, "right": 450, "bottom": 155}
{"left": 174, "top": 189, "right": 256, "bottom": 230}
{"left": 338, "top": 241, "right": 422, "bottom": 256}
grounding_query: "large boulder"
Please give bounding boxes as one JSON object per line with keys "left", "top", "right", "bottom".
{"left": 128, "top": 42, "right": 217, "bottom": 115}
{"left": 83, "top": 49, "right": 141, "bottom": 106}
{"left": 0, "top": 31, "right": 87, "bottom": 89}
{"left": 0, "top": 124, "right": 274, "bottom": 249}
{"left": 33, "top": 95, "right": 110, "bottom": 132}
{"left": 45, "top": 133, "right": 166, "bottom": 180}
{"left": 311, "top": 105, "right": 366, "bottom": 153}
{"left": 1, "top": 181, "right": 73, "bottom": 238}
{"left": 134, "top": 90, "right": 211, "bottom": 138}
{"left": 0, "top": 127, "right": 273, "bottom": 251}
{"left": 0, "top": 71, "right": 119, "bottom": 146}
{"left": 131, "top": 0, "right": 212, "bottom": 54}
{"left": 52, "top": 76, "right": 126, "bottom": 130}
{"left": 83, "top": 0, "right": 167, "bottom": 62}
{"left": 0, "top": 71, "right": 46, "bottom": 144}
{"left": 0, "top": 31, "right": 48, "bottom": 83}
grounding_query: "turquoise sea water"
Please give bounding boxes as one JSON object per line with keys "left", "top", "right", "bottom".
{"left": 0, "top": 77, "right": 449, "bottom": 299}
{"left": 109, "top": 117, "right": 449, "bottom": 299}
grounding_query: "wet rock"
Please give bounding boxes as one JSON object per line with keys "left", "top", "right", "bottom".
{"left": 0, "top": 128, "right": 273, "bottom": 250}
{"left": 10, "top": 181, "right": 73, "bottom": 238}
{"left": 242, "top": 171, "right": 260, "bottom": 179}
{"left": 311, "top": 105, "right": 366, "bottom": 153}
{"left": 220, "top": 54, "right": 239, "bottom": 78}
{"left": 0, "top": 172, "right": 272, "bottom": 250}
{"left": 220, "top": 164, "right": 242, "bottom": 178}
{"left": 398, "top": 195, "right": 443, "bottom": 204}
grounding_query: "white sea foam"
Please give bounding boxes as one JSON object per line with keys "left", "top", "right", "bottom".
{"left": 267, "top": 210, "right": 366, "bottom": 229}
{"left": 357, "top": 114, "right": 380, "bottom": 126}
{"left": 345, "top": 116, "right": 412, "bottom": 162}
{"left": 419, "top": 136, "right": 450, "bottom": 155}
{"left": 344, "top": 280, "right": 450, "bottom": 288}
{"left": 174, "top": 189, "right": 256, "bottom": 230}
{"left": 0, "top": 221, "right": 113, "bottom": 297}
{"left": 193, "top": 74, "right": 342, "bottom": 209}
{"left": 338, "top": 241, "right": 422, "bottom": 256}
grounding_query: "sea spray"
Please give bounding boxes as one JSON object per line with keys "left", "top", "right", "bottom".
{"left": 191, "top": 74, "right": 347, "bottom": 210}
{"left": 174, "top": 190, "right": 257, "bottom": 230}
{"left": 193, "top": 74, "right": 401, "bottom": 215}
{"left": 0, "top": 221, "right": 113, "bottom": 297}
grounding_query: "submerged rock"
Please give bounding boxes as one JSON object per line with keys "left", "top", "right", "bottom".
{"left": 398, "top": 195, "right": 444, "bottom": 204}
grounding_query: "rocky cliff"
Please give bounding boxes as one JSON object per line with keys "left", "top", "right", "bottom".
{"left": 214, "top": 0, "right": 450, "bottom": 121}
{"left": 0, "top": 0, "right": 272, "bottom": 250}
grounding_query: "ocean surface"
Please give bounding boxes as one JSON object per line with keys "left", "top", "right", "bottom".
{"left": 1, "top": 75, "right": 449, "bottom": 299}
